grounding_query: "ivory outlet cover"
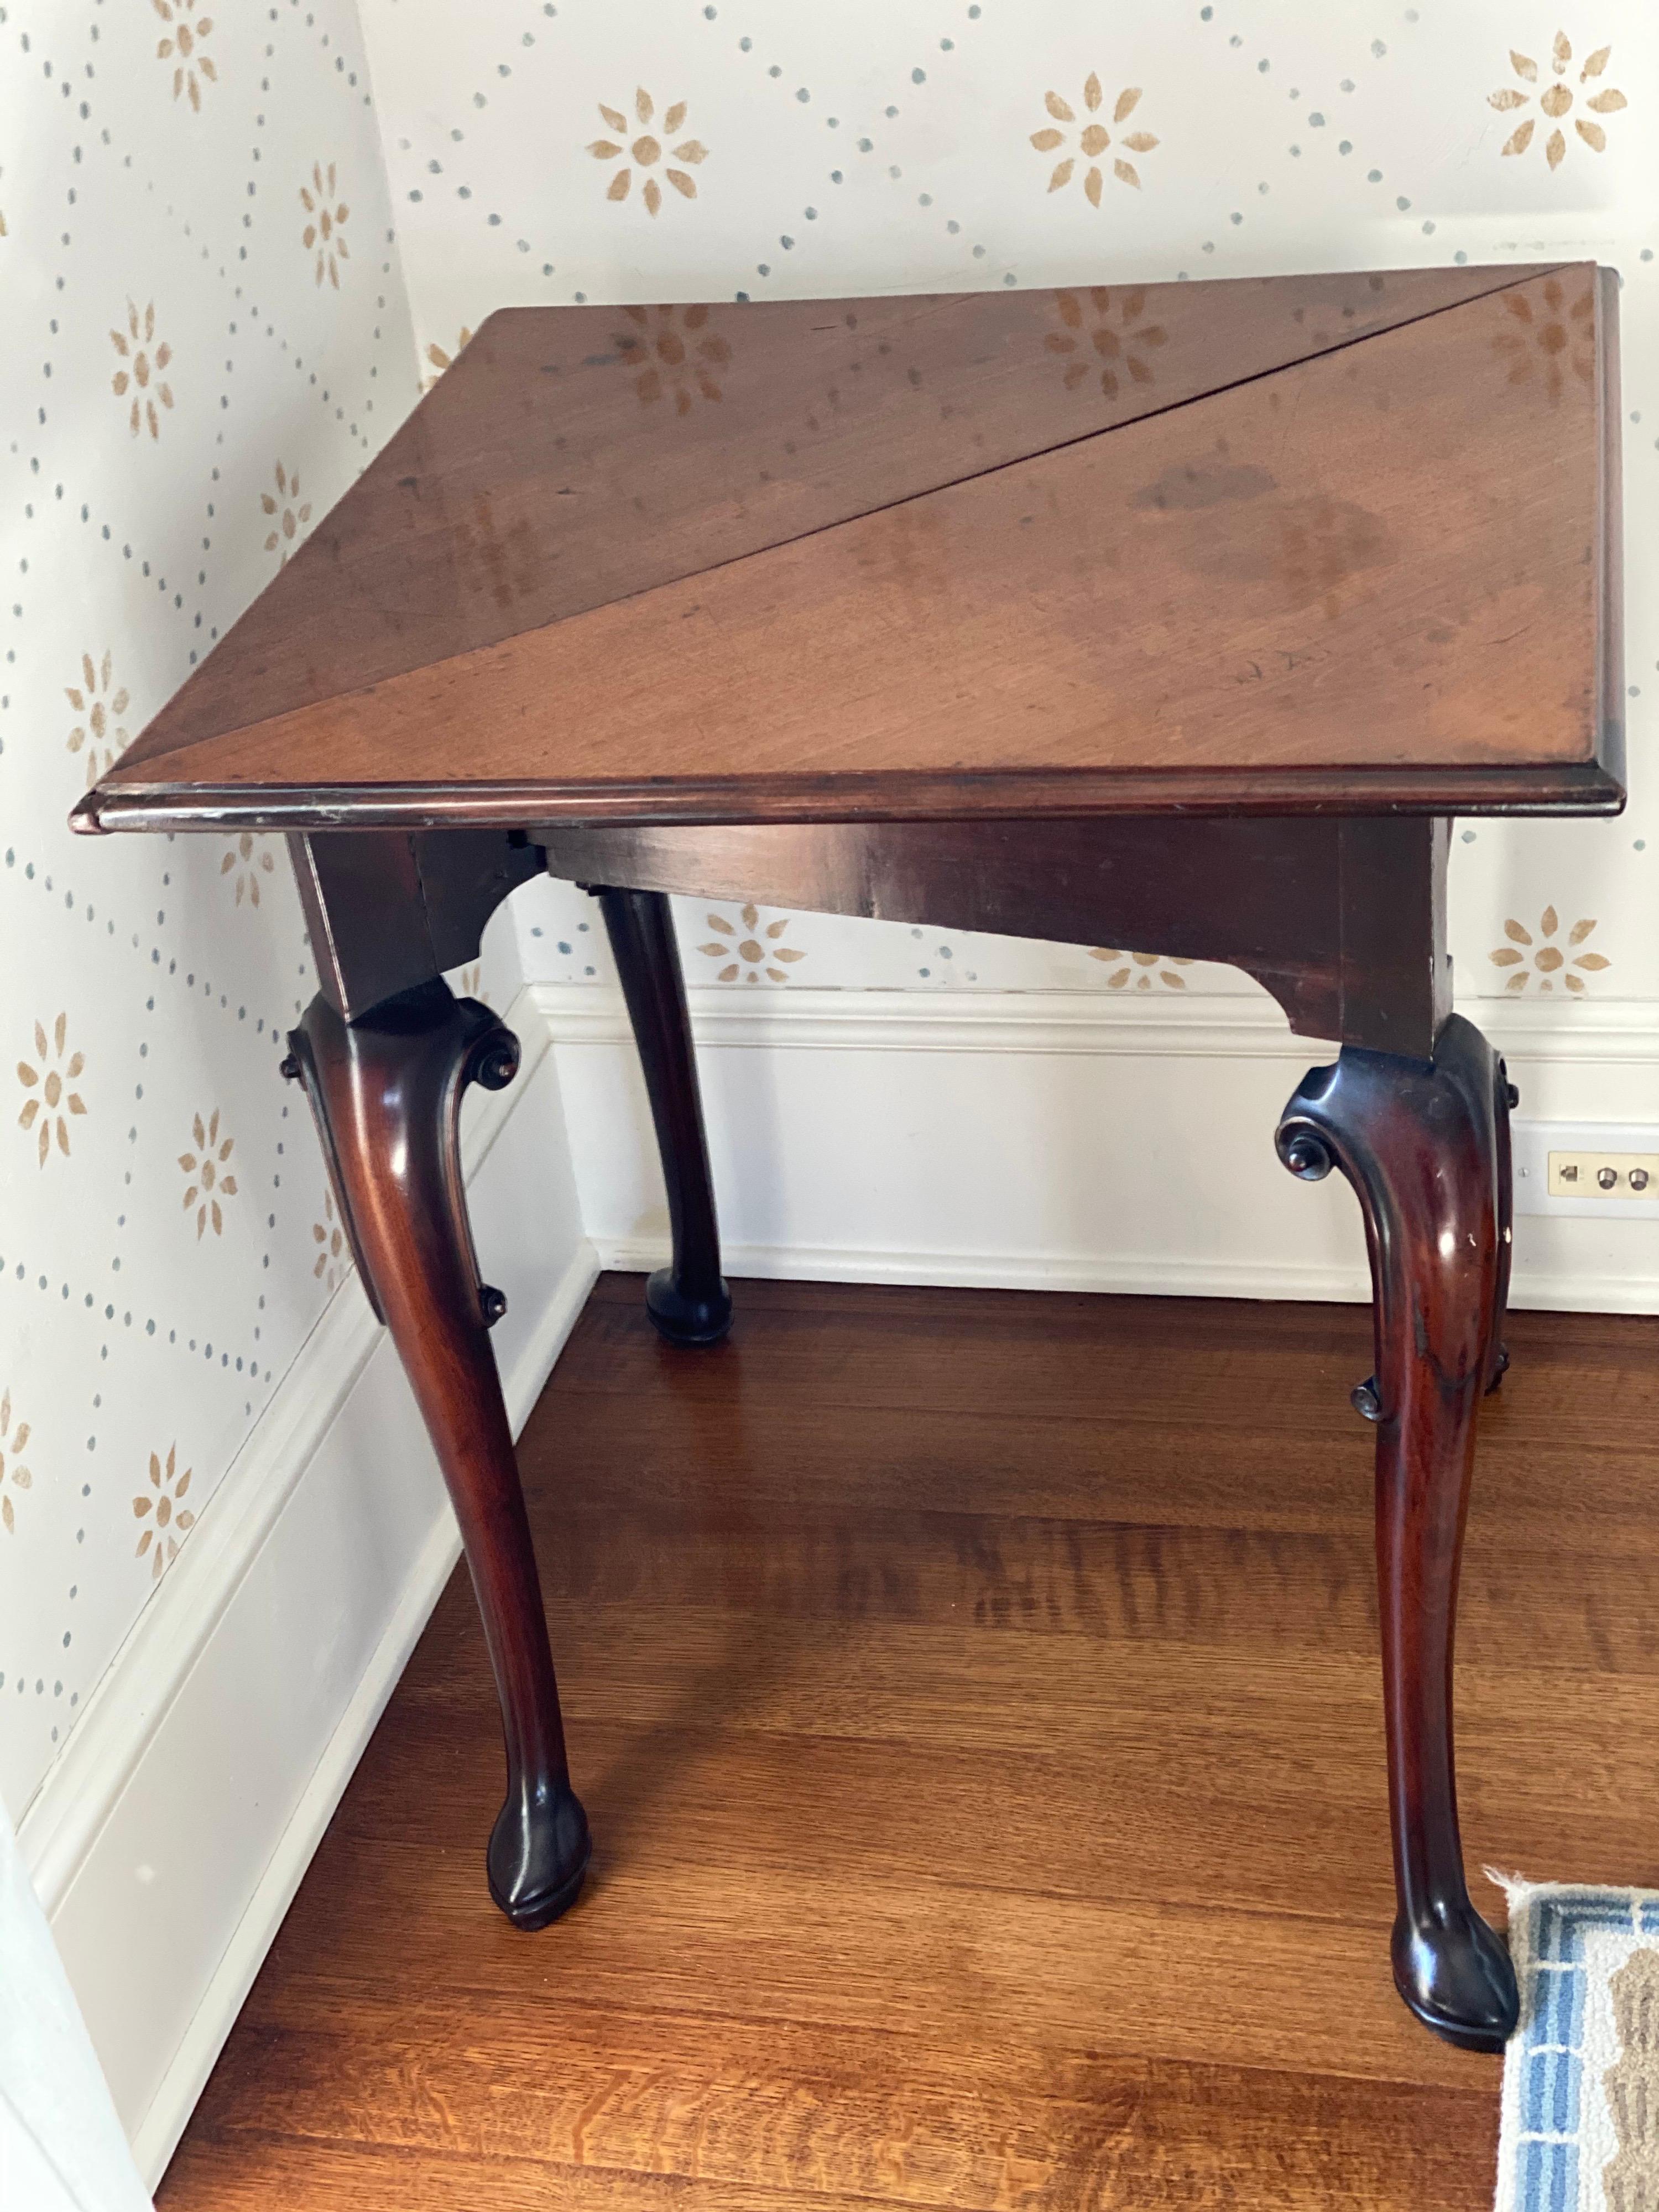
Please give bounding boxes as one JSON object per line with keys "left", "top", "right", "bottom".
{"left": 1512, "top": 1121, "right": 1659, "bottom": 1221}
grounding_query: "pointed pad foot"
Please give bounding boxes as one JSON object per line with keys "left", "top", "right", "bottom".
{"left": 1392, "top": 1905, "right": 1519, "bottom": 2053}
{"left": 487, "top": 1781, "right": 592, "bottom": 1931}
{"left": 645, "top": 1266, "right": 733, "bottom": 1347}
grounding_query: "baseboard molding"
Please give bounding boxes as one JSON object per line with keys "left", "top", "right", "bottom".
{"left": 597, "top": 1234, "right": 1656, "bottom": 1316}
{"left": 18, "top": 987, "right": 596, "bottom": 2189}
{"left": 531, "top": 979, "right": 1659, "bottom": 1063}
{"left": 599, "top": 1232, "right": 1369, "bottom": 1300}
{"left": 126, "top": 1505, "right": 463, "bottom": 2187}
{"left": 127, "top": 1234, "right": 600, "bottom": 2191}
{"left": 540, "top": 981, "right": 1659, "bottom": 1317}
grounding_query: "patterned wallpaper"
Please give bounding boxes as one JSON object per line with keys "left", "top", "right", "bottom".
{"left": 3, "top": 1, "right": 1656, "bottom": 1824}
{"left": 348, "top": 0, "right": 1657, "bottom": 1000}
{"left": 0, "top": 0, "right": 442, "bottom": 1822}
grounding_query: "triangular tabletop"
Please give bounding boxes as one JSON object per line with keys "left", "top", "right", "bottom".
{"left": 82, "top": 263, "right": 1623, "bottom": 833}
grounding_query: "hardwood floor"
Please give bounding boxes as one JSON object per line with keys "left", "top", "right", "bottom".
{"left": 158, "top": 1277, "right": 1659, "bottom": 2210}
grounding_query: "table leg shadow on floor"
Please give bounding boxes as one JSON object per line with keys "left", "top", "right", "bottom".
{"left": 156, "top": 1282, "right": 1659, "bottom": 2212}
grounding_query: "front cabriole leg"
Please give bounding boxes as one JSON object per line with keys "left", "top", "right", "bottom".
{"left": 1488, "top": 1056, "right": 1519, "bottom": 1394}
{"left": 286, "top": 978, "right": 591, "bottom": 1929}
{"left": 1277, "top": 1013, "right": 1519, "bottom": 2052}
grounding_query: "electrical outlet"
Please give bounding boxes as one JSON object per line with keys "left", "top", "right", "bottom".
{"left": 1546, "top": 1150, "right": 1659, "bottom": 1199}
{"left": 1513, "top": 1121, "right": 1659, "bottom": 1220}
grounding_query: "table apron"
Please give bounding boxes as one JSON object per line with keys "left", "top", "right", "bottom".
{"left": 289, "top": 814, "right": 1452, "bottom": 1056}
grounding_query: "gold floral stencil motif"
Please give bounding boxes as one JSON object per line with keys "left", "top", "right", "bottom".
{"left": 17, "top": 1014, "right": 86, "bottom": 1166}
{"left": 589, "top": 90, "right": 707, "bottom": 216}
{"left": 615, "top": 304, "right": 731, "bottom": 415}
{"left": 1047, "top": 288, "right": 1167, "bottom": 398}
{"left": 699, "top": 905, "right": 807, "bottom": 984}
{"left": 0, "top": 1392, "right": 32, "bottom": 1537}
{"left": 1089, "top": 948, "right": 1191, "bottom": 992}
{"left": 134, "top": 1446, "right": 195, "bottom": 1580}
{"left": 1489, "top": 33, "right": 1626, "bottom": 170}
{"left": 301, "top": 161, "right": 349, "bottom": 286}
{"left": 154, "top": 0, "right": 215, "bottom": 111}
{"left": 312, "top": 1190, "right": 348, "bottom": 1292}
{"left": 66, "top": 651, "right": 129, "bottom": 785}
{"left": 110, "top": 300, "right": 173, "bottom": 440}
{"left": 424, "top": 327, "right": 474, "bottom": 389}
{"left": 221, "top": 833, "right": 275, "bottom": 907}
{"left": 1031, "top": 75, "right": 1159, "bottom": 202}
{"left": 262, "top": 462, "right": 311, "bottom": 563}
{"left": 1490, "top": 906, "right": 1610, "bottom": 994}
{"left": 179, "top": 1108, "right": 238, "bottom": 1237}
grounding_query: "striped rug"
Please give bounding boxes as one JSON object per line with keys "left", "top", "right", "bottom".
{"left": 1495, "top": 1876, "right": 1659, "bottom": 2212}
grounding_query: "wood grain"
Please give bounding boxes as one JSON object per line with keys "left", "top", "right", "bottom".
{"left": 286, "top": 982, "right": 591, "bottom": 1927}
{"left": 88, "top": 264, "right": 1621, "bottom": 831}
{"left": 115, "top": 265, "right": 1545, "bottom": 770}
{"left": 597, "top": 886, "right": 732, "bottom": 1344}
{"left": 158, "top": 1277, "right": 1659, "bottom": 2210}
{"left": 534, "top": 815, "right": 1451, "bottom": 1051}
{"left": 1281, "top": 1016, "right": 1517, "bottom": 2046}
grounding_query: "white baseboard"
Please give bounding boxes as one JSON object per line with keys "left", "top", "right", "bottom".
{"left": 18, "top": 988, "right": 597, "bottom": 2190}
{"left": 123, "top": 1506, "right": 462, "bottom": 2187}
{"left": 597, "top": 1234, "right": 1655, "bottom": 1315}
{"left": 539, "top": 982, "right": 1659, "bottom": 1317}
{"left": 597, "top": 1234, "right": 1358, "bottom": 1301}
{"left": 533, "top": 979, "right": 1659, "bottom": 1064}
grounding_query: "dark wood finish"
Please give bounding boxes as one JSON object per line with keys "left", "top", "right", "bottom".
{"left": 155, "top": 1282, "right": 1659, "bottom": 2210}
{"left": 1278, "top": 1016, "right": 1517, "bottom": 2050}
{"left": 409, "top": 827, "right": 546, "bottom": 974}
{"left": 1488, "top": 1058, "right": 1518, "bottom": 1394}
{"left": 287, "top": 831, "right": 431, "bottom": 1022}
{"left": 596, "top": 886, "right": 732, "bottom": 1345}
{"left": 70, "top": 264, "right": 1631, "bottom": 2061}
{"left": 285, "top": 980, "right": 589, "bottom": 1927}
{"left": 76, "top": 263, "right": 1621, "bottom": 834}
{"left": 269, "top": 789, "right": 1471, "bottom": 2021}
{"left": 544, "top": 814, "right": 1451, "bottom": 1053}
{"left": 82, "top": 757, "right": 1624, "bottom": 836}
{"left": 105, "top": 264, "right": 1552, "bottom": 769}
{"left": 290, "top": 827, "right": 544, "bottom": 1020}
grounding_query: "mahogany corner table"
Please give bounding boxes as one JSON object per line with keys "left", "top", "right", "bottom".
{"left": 75, "top": 263, "right": 1624, "bottom": 2053}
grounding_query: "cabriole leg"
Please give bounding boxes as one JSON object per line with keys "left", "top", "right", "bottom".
{"left": 595, "top": 885, "right": 733, "bottom": 1347}
{"left": 1277, "top": 1012, "right": 1519, "bottom": 2051}
{"left": 285, "top": 978, "right": 591, "bottom": 1929}
{"left": 1488, "top": 1057, "right": 1517, "bottom": 1393}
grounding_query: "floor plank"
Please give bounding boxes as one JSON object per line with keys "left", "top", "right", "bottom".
{"left": 156, "top": 1278, "right": 1659, "bottom": 2209}
{"left": 165, "top": 2011, "right": 1498, "bottom": 2211}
